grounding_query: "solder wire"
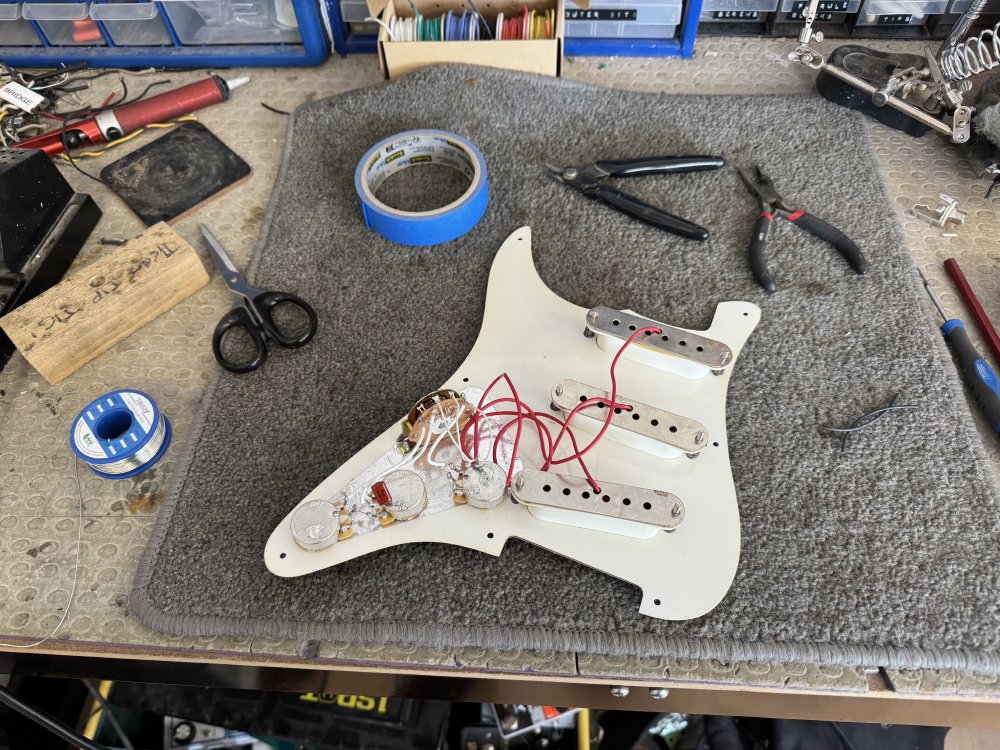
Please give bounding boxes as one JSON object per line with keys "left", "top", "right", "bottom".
{"left": 83, "top": 416, "right": 168, "bottom": 476}
{"left": 0, "top": 457, "right": 83, "bottom": 649}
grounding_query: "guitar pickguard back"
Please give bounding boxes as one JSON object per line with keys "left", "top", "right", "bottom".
{"left": 265, "top": 227, "right": 760, "bottom": 621}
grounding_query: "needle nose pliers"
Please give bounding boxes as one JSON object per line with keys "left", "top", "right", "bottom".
{"left": 737, "top": 166, "right": 868, "bottom": 294}
{"left": 546, "top": 156, "right": 726, "bottom": 241}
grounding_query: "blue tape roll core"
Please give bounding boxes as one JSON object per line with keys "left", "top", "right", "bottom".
{"left": 69, "top": 390, "right": 171, "bottom": 479}
{"left": 355, "top": 130, "right": 489, "bottom": 247}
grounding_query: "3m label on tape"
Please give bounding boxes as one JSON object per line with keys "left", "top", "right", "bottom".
{"left": 355, "top": 130, "right": 488, "bottom": 247}
{"left": 0, "top": 81, "right": 44, "bottom": 113}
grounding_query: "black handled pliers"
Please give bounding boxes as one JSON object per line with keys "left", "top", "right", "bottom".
{"left": 546, "top": 156, "right": 726, "bottom": 241}
{"left": 737, "top": 166, "right": 868, "bottom": 294}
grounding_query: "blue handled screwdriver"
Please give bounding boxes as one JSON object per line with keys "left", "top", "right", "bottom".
{"left": 920, "top": 270, "right": 1000, "bottom": 431}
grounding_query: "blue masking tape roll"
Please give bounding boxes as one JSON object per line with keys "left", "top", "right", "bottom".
{"left": 355, "top": 130, "right": 488, "bottom": 247}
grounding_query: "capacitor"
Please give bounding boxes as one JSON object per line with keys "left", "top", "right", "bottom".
{"left": 461, "top": 461, "right": 507, "bottom": 509}
{"left": 379, "top": 469, "right": 427, "bottom": 521}
{"left": 290, "top": 499, "right": 341, "bottom": 551}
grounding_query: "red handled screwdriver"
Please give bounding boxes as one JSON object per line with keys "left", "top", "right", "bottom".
{"left": 14, "top": 75, "right": 249, "bottom": 157}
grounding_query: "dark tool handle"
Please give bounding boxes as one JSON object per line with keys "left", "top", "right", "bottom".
{"left": 787, "top": 211, "right": 868, "bottom": 275}
{"left": 941, "top": 319, "right": 1000, "bottom": 432}
{"left": 593, "top": 156, "right": 726, "bottom": 178}
{"left": 590, "top": 183, "right": 710, "bottom": 241}
{"left": 252, "top": 290, "right": 318, "bottom": 348}
{"left": 749, "top": 212, "right": 775, "bottom": 294}
{"left": 213, "top": 305, "right": 269, "bottom": 374}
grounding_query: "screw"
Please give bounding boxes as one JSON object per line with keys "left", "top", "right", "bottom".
{"left": 514, "top": 475, "right": 524, "bottom": 491}
{"left": 694, "top": 430, "right": 705, "bottom": 444}
{"left": 564, "top": 167, "right": 578, "bottom": 180}
{"left": 583, "top": 327, "right": 596, "bottom": 338}
{"left": 649, "top": 688, "right": 669, "bottom": 700}
{"left": 671, "top": 503, "right": 682, "bottom": 517}
{"left": 610, "top": 686, "right": 630, "bottom": 698}
{"left": 554, "top": 384, "right": 564, "bottom": 396}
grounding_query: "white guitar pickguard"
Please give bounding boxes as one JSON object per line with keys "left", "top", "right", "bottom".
{"left": 265, "top": 227, "right": 760, "bottom": 621}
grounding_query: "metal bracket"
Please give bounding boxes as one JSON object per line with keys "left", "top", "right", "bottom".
{"left": 550, "top": 378, "right": 708, "bottom": 457}
{"left": 511, "top": 469, "right": 685, "bottom": 534}
{"left": 585, "top": 306, "right": 733, "bottom": 371}
{"left": 912, "top": 193, "right": 967, "bottom": 227}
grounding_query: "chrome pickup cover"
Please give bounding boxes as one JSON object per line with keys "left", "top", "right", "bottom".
{"left": 511, "top": 469, "right": 685, "bottom": 531}
{"left": 586, "top": 306, "right": 733, "bottom": 370}
{"left": 551, "top": 378, "right": 708, "bottom": 455}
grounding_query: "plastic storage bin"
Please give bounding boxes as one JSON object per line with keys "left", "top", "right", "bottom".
{"left": 699, "top": 0, "right": 777, "bottom": 22}
{"left": 339, "top": 0, "right": 367, "bottom": 21}
{"left": 564, "top": 0, "right": 682, "bottom": 38}
{"left": 772, "top": 0, "right": 860, "bottom": 24}
{"left": 0, "top": 3, "right": 42, "bottom": 44}
{"left": 89, "top": 1, "right": 172, "bottom": 44}
{"left": 160, "top": 0, "right": 301, "bottom": 44}
{"left": 854, "top": 0, "right": 947, "bottom": 24}
{"left": 21, "top": 1, "right": 106, "bottom": 44}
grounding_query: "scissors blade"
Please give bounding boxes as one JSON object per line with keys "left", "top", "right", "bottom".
{"left": 200, "top": 225, "right": 258, "bottom": 301}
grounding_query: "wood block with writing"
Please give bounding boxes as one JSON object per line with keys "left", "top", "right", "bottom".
{"left": 0, "top": 223, "right": 209, "bottom": 384}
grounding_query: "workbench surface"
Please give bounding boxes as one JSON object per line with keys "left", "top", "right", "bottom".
{"left": 1, "top": 38, "right": 999, "bottom": 724}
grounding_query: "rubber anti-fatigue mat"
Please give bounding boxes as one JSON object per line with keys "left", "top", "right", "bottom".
{"left": 132, "top": 66, "right": 1000, "bottom": 674}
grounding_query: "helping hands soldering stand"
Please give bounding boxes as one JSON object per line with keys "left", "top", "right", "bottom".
{"left": 787, "top": 0, "right": 993, "bottom": 143}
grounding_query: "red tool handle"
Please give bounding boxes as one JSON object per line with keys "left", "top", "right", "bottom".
{"left": 944, "top": 257, "right": 1000, "bottom": 365}
{"left": 112, "top": 77, "right": 227, "bottom": 135}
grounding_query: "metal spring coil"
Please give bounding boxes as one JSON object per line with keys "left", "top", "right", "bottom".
{"left": 940, "top": 20, "right": 1000, "bottom": 81}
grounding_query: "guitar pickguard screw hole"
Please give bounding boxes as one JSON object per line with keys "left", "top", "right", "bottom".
{"left": 562, "top": 488, "right": 571, "bottom": 496}
{"left": 543, "top": 484, "right": 551, "bottom": 492}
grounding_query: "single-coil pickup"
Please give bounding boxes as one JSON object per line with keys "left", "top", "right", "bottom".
{"left": 511, "top": 469, "right": 685, "bottom": 531}
{"left": 551, "top": 379, "right": 707, "bottom": 457}
{"left": 585, "top": 305, "right": 733, "bottom": 373}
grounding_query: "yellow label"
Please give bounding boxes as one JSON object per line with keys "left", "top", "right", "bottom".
{"left": 298, "top": 694, "right": 390, "bottom": 713}
{"left": 384, "top": 150, "right": 405, "bottom": 164}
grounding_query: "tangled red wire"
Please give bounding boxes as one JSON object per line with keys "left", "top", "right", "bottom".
{"left": 459, "top": 326, "right": 661, "bottom": 492}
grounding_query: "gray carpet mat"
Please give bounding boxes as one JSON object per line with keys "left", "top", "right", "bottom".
{"left": 132, "top": 65, "right": 1000, "bottom": 674}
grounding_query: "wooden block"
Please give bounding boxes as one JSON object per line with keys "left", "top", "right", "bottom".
{"left": 0, "top": 222, "right": 209, "bottom": 384}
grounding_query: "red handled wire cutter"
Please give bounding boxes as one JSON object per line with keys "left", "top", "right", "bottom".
{"left": 738, "top": 166, "right": 868, "bottom": 294}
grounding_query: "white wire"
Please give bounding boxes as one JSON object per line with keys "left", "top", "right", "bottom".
{"left": 427, "top": 406, "right": 462, "bottom": 467}
{"left": 371, "top": 427, "right": 432, "bottom": 487}
{"left": 366, "top": 15, "right": 395, "bottom": 39}
{"left": 0, "top": 458, "right": 83, "bottom": 649}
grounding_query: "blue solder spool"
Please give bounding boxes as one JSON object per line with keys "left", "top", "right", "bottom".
{"left": 69, "top": 390, "right": 172, "bottom": 479}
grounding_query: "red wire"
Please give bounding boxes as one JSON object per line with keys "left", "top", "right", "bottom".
{"left": 459, "top": 327, "right": 656, "bottom": 491}
{"left": 466, "top": 397, "right": 554, "bottom": 462}
{"left": 546, "top": 326, "right": 660, "bottom": 469}
{"left": 471, "top": 373, "right": 525, "bottom": 487}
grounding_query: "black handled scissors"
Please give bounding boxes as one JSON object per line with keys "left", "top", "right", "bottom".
{"left": 201, "top": 225, "right": 318, "bottom": 374}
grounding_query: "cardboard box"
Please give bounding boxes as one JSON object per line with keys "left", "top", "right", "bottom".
{"left": 367, "top": 0, "right": 578, "bottom": 78}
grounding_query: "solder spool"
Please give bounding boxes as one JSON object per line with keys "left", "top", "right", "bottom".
{"left": 69, "top": 390, "right": 171, "bottom": 479}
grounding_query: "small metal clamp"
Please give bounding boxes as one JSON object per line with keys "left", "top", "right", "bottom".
{"left": 912, "top": 193, "right": 967, "bottom": 228}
